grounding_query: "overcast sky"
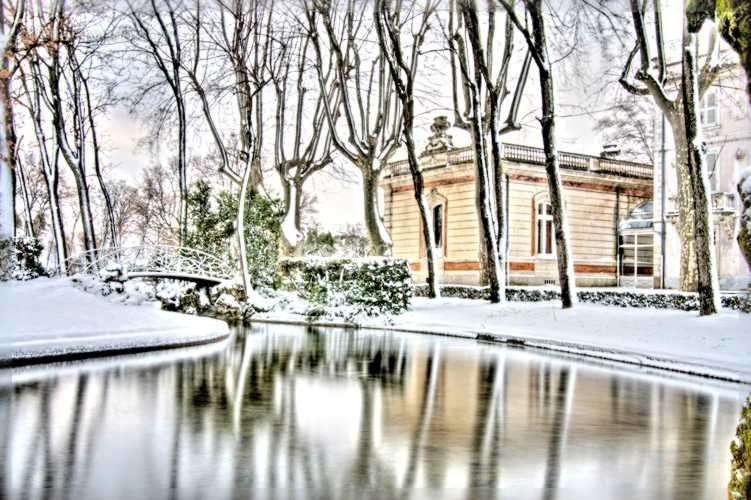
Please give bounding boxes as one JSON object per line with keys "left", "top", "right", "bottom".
{"left": 96, "top": 0, "right": 711, "bottom": 233}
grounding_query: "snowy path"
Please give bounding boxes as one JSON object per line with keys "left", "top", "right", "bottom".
{"left": 258, "top": 297, "right": 751, "bottom": 383}
{"left": 0, "top": 278, "right": 229, "bottom": 366}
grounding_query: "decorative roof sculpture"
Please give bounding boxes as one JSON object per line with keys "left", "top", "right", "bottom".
{"left": 421, "top": 115, "right": 454, "bottom": 157}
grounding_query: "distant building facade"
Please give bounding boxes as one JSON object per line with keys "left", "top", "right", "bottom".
{"left": 653, "top": 60, "right": 751, "bottom": 291}
{"left": 381, "top": 119, "right": 653, "bottom": 287}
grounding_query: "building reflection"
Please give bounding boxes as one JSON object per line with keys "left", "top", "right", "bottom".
{"left": 1, "top": 324, "right": 744, "bottom": 500}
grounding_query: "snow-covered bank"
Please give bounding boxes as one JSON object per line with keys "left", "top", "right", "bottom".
{"left": 0, "top": 278, "right": 229, "bottom": 366}
{"left": 256, "top": 297, "right": 751, "bottom": 383}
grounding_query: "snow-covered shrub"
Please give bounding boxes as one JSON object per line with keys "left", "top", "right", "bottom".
{"left": 98, "top": 261, "right": 125, "bottom": 282}
{"left": 279, "top": 257, "right": 412, "bottom": 320}
{"left": 0, "top": 237, "right": 45, "bottom": 281}
{"left": 738, "top": 167, "right": 751, "bottom": 270}
{"left": 729, "top": 396, "right": 751, "bottom": 500}
{"left": 156, "top": 281, "right": 198, "bottom": 313}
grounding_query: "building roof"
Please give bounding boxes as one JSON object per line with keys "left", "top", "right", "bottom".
{"left": 385, "top": 143, "right": 654, "bottom": 181}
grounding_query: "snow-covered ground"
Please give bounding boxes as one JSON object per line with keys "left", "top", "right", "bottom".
{"left": 258, "top": 296, "right": 751, "bottom": 383}
{"left": 0, "top": 278, "right": 229, "bottom": 366}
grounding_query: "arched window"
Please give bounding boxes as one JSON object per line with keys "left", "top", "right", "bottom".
{"left": 432, "top": 204, "right": 443, "bottom": 249}
{"left": 421, "top": 188, "right": 447, "bottom": 258}
{"left": 536, "top": 201, "right": 554, "bottom": 256}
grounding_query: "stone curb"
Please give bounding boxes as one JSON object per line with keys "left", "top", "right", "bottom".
{"left": 0, "top": 328, "right": 231, "bottom": 368}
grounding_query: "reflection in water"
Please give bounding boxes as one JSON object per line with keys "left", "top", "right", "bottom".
{"left": 1, "top": 323, "right": 748, "bottom": 500}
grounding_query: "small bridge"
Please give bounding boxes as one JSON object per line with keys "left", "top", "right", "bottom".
{"left": 64, "top": 245, "right": 237, "bottom": 286}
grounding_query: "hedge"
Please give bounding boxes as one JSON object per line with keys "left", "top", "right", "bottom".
{"left": 279, "top": 257, "right": 412, "bottom": 318}
{"left": 412, "top": 284, "right": 751, "bottom": 313}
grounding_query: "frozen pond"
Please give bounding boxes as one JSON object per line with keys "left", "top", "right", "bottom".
{"left": 1, "top": 323, "right": 748, "bottom": 499}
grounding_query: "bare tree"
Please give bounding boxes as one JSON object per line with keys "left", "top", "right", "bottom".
{"left": 448, "top": 0, "right": 532, "bottom": 303}
{"left": 270, "top": 27, "right": 336, "bottom": 256}
{"left": 594, "top": 93, "right": 654, "bottom": 164}
{"left": 496, "top": 0, "right": 577, "bottom": 308}
{"left": 374, "top": 0, "right": 440, "bottom": 297}
{"left": 15, "top": 149, "right": 34, "bottom": 236}
{"left": 14, "top": 1, "right": 121, "bottom": 260}
{"left": 131, "top": 164, "right": 180, "bottom": 246}
{"left": 619, "top": 0, "right": 725, "bottom": 292}
{"left": 181, "top": 0, "right": 280, "bottom": 294}
{"left": 681, "top": 11, "right": 721, "bottom": 315}
{"left": 14, "top": 6, "right": 73, "bottom": 271}
{"left": 127, "top": 0, "right": 190, "bottom": 244}
{"left": 0, "top": 0, "right": 24, "bottom": 240}
{"left": 305, "top": 0, "right": 402, "bottom": 255}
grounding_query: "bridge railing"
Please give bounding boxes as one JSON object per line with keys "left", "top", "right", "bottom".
{"left": 63, "top": 245, "right": 237, "bottom": 281}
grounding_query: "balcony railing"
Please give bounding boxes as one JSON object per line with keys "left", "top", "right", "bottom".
{"left": 385, "top": 143, "right": 653, "bottom": 180}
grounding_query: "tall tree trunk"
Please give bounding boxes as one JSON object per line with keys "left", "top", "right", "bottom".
{"left": 234, "top": 64, "right": 264, "bottom": 197}
{"left": 681, "top": 28, "right": 721, "bottom": 315}
{"left": 42, "top": 157, "right": 68, "bottom": 274}
{"left": 0, "top": 4, "right": 19, "bottom": 241}
{"left": 64, "top": 163, "right": 97, "bottom": 255}
{"left": 470, "top": 128, "right": 503, "bottom": 303}
{"left": 0, "top": 66, "right": 11, "bottom": 240}
{"left": 488, "top": 90, "right": 508, "bottom": 299}
{"left": 362, "top": 167, "right": 391, "bottom": 256}
{"left": 666, "top": 115, "right": 700, "bottom": 291}
{"left": 280, "top": 177, "right": 304, "bottom": 257}
{"left": 530, "top": 1, "right": 577, "bottom": 308}
{"left": 373, "top": 0, "right": 439, "bottom": 297}
{"left": 403, "top": 118, "right": 439, "bottom": 298}
{"left": 237, "top": 153, "right": 256, "bottom": 296}
{"left": 81, "top": 74, "right": 117, "bottom": 248}
{"left": 16, "top": 159, "right": 34, "bottom": 237}
{"left": 176, "top": 98, "right": 188, "bottom": 245}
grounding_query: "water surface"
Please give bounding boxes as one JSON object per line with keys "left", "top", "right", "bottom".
{"left": 1, "top": 323, "right": 748, "bottom": 500}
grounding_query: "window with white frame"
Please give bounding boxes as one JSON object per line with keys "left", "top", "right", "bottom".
{"left": 700, "top": 89, "right": 719, "bottom": 127}
{"left": 536, "top": 201, "right": 555, "bottom": 256}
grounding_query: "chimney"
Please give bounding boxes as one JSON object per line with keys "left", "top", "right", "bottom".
{"left": 601, "top": 144, "right": 620, "bottom": 158}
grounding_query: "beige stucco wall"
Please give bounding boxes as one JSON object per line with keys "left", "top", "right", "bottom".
{"left": 382, "top": 154, "right": 651, "bottom": 287}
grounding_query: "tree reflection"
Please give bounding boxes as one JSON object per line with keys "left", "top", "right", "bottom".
{"left": 1, "top": 326, "right": 742, "bottom": 500}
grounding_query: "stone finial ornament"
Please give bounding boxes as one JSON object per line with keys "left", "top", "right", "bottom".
{"left": 421, "top": 115, "right": 454, "bottom": 157}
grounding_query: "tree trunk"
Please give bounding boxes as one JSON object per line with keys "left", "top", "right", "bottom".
{"left": 237, "top": 159, "right": 254, "bottom": 296}
{"left": 402, "top": 116, "right": 439, "bottom": 299}
{"left": 488, "top": 90, "right": 508, "bottom": 300}
{"left": 681, "top": 29, "right": 721, "bottom": 315}
{"left": 176, "top": 97, "right": 188, "bottom": 245}
{"left": 16, "top": 159, "right": 33, "bottom": 237}
{"left": 82, "top": 74, "right": 117, "bottom": 248}
{"left": 666, "top": 115, "right": 699, "bottom": 291}
{"left": 362, "top": 167, "right": 392, "bottom": 256}
{"left": 42, "top": 158, "right": 68, "bottom": 274}
{"left": 470, "top": 130, "right": 503, "bottom": 303}
{"left": 531, "top": 4, "right": 577, "bottom": 309}
{"left": 0, "top": 71, "right": 11, "bottom": 240}
{"left": 64, "top": 162, "right": 97, "bottom": 255}
{"left": 234, "top": 64, "right": 265, "bottom": 197}
{"left": 280, "top": 177, "right": 305, "bottom": 257}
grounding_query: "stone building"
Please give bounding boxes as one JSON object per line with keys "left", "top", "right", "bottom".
{"left": 653, "top": 59, "right": 751, "bottom": 291}
{"left": 380, "top": 118, "right": 653, "bottom": 287}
